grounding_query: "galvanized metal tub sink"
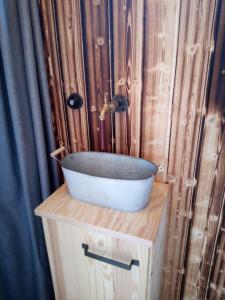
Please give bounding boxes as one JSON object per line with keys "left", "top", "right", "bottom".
{"left": 60, "top": 152, "right": 158, "bottom": 212}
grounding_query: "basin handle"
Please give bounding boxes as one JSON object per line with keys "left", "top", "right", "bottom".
{"left": 81, "top": 243, "right": 139, "bottom": 270}
{"left": 50, "top": 146, "right": 66, "bottom": 162}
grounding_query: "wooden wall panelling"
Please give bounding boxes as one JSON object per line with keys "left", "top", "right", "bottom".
{"left": 81, "top": 0, "right": 112, "bottom": 152}
{"left": 162, "top": 1, "right": 218, "bottom": 299}
{"left": 208, "top": 211, "right": 225, "bottom": 300}
{"left": 183, "top": 2, "right": 225, "bottom": 298}
{"left": 112, "top": 0, "right": 144, "bottom": 156}
{"left": 54, "top": 0, "right": 89, "bottom": 152}
{"left": 39, "top": 0, "right": 70, "bottom": 152}
{"left": 141, "top": 0, "right": 181, "bottom": 182}
{"left": 199, "top": 192, "right": 225, "bottom": 300}
{"left": 38, "top": 1, "right": 224, "bottom": 299}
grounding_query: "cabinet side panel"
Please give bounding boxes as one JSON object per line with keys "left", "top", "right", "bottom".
{"left": 42, "top": 218, "right": 67, "bottom": 300}
{"left": 149, "top": 203, "right": 168, "bottom": 300}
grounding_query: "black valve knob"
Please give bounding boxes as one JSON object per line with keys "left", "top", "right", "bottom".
{"left": 112, "top": 95, "right": 128, "bottom": 112}
{"left": 66, "top": 93, "right": 83, "bottom": 109}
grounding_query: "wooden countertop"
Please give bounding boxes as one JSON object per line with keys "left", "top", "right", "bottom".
{"left": 35, "top": 182, "right": 169, "bottom": 246}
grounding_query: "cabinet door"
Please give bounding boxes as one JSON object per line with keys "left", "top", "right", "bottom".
{"left": 43, "top": 219, "right": 151, "bottom": 300}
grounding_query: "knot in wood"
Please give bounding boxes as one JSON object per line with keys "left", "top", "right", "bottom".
{"left": 177, "top": 268, "right": 185, "bottom": 274}
{"left": 209, "top": 215, "right": 218, "bottom": 222}
{"left": 210, "top": 282, "right": 217, "bottom": 290}
{"left": 167, "top": 175, "right": 176, "bottom": 183}
{"left": 177, "top": 209, "right": 193, "bottom": 219}
{"left": 118, "top": 78, "right": 126, "bottom": 86}
{"left": 96, "top": 239, "right": 104, "bottom": 248}
{"left": 191, "top": 227, "right": 205, "bottom": 239}
{"left": 70, "top": 82, "right": 76, "bottom": 89}
{"left": 158, "top": 32, "right": 166, "bottom": 40}
{"left": 92, "top": 0, "right": 101, "bottom": 6}
{"left": 185, "top": 178, "right": 197, "bottom": 187}
{"left": 190, "top": 254, "right": 201, "bottom": 263}
{"left": 90, "top": 105, "right": 97, "bottom": 112}
{"left": 96, "top": 37, "right": 105, "bottom": 46}
{"left": 186, "top": 43, "right": 200, "bottom": 56}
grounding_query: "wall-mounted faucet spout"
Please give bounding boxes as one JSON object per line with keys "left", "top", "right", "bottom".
{"left": 99, "top": 94, "right": 118, "bottom": 121}
{"left": 99, "top": 94, "right": 128, "bottom": 151}
{"left": 99, "top": 94, "right": 129, "bottom": 121}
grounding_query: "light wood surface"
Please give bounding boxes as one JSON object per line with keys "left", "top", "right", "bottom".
{"left": 43, "top": 219, "right": 151, "bottom": 300}
{"left": 35, "top": 182, "right": 169, "bottom": 247}
{"left": 37, "top": 181, "right": 168, "bottom": 299}
{"left": 149, "top": 201, "right": 168, "bottom": 300}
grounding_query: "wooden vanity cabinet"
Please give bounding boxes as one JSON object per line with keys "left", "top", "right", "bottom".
{"left": 35, "top": 183, "right": 168, "bottom": 300}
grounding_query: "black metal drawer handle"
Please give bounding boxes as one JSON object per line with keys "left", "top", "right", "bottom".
{"left": 82, "top": 243, "right": 139, "bottom": 271}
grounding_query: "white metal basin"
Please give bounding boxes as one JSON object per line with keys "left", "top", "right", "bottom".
{"left": 60, "top": 152, "right": 158, "bottom": 212}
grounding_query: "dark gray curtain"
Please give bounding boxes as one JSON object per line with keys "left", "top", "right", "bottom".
{"left": 0, "top": 0, "right": 59, "bottom": 299}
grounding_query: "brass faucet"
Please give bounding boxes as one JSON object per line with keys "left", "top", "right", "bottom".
{"left": 99, "top": 94, "right": 118, "bottom": 121}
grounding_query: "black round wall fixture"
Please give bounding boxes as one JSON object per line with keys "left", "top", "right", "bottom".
{"left": 66, "top": 93, "right": 83, "bottom": 109}
{"left": 112, "top": 95, "right": 129, "bottom": 112}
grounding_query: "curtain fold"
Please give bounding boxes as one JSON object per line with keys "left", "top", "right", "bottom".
{"left": 0, "top": 0, "right": 59, "bottom": 299}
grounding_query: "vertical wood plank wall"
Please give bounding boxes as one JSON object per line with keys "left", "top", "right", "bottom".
{"left": 141, "top": 0, "right": 180, "bottom": 182}
{"left": 113, "top": 0, "right": 144, "bottom": 157}
{"left": 183, "top": 1, "right": 225, "bottom": 298}
{"left": 39, "top": 0, "right": 89, "bottom": 153}
{"left": 163, "top": 1, "right": 218, "bottom": 299}
{"left": 39, "top": 0, "right": 70, "bottom": 152}
{"left": 54, "top": 0, "right": 89, "bottom": 152}
{"left": 81, "top": 0, "right": 112, "bottom": 152}
{"left": 38, "top": 0, "right": 224, "bottom": 299}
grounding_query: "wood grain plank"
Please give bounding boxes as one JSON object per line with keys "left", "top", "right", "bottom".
{"left": 42, "top": 218, "right": 67, "bottom": 299}
{"left": 141, "top": 0, "right": 180, "bottom": 182}
{"left": 112, "top": 0, "right": 144, "bottom": 156}
{"left": 81, "top": 0, "right": 112, "bottom": 152}
{"left": 208, "top": 218, "right": 225, "bottom": 300}
{"left": 150, "top": 202, "right": 168, "bottom": 300}
{"left": 39, "top": 0, "right": 70, "bottom": 152}
{"left": 162, "top": 1, "right": 218, "bottom": 299}
{"left": 35, "top": 182, "right": 169, "bottom": 246}
{"left": 54, "top": 0, "right": 89, "bottom": 152}
{"left": 183, "top": 2, "right": 225, "bottom": 297}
